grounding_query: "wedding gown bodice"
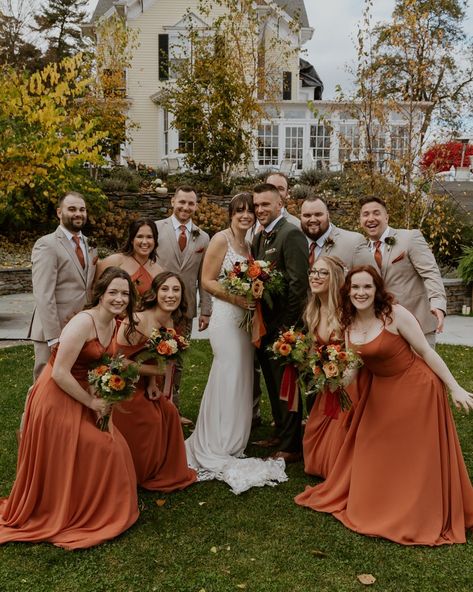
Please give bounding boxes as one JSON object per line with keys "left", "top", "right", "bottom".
{"left": 210, "top": 244, "right": 246, "bottom": 328}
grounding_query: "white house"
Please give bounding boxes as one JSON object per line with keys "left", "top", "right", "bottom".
{"left": 87, "top": 0, "right": 428, "bottom": 175}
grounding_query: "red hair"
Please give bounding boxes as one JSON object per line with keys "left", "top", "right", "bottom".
{"left": 340, "top": 265, "right": 394, "bottom": 331}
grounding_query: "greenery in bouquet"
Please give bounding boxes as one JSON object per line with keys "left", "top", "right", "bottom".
{"left": 307, "top": 344, "right": 363, "bottom": 411}
{"left": 88, "top": 354, "right": 140, "bottom": 431}
{"left": 134, "top": 327, "right": 190, "bottom": 368}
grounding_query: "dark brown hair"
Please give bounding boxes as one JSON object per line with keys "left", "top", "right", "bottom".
{"left": 57, "top": 191, "right": 86, "bottom": 207}
{"left": 121, "top": 217, "right": 159, "bottom": 262}
{"left": 252, "top": 183, "right": 280, "bottom": 198}
{"left": 229, "top": 192, "right": 254, "bottom": 221}
{"left": 359, "top": 195, "right": 387, "bottom": 210}
{"left": 140, "top": 271, "right": 188, "bottom": 327}
{"left": 340, "top": 265, "right": 394, "bottom": 331}
{"left": 174, "top": 185, "right": 198, "bottom": 199}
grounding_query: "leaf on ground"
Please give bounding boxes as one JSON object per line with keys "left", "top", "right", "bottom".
{"left": 236, "top": 585, "right": 246, "bottom": 589}
{"left": 226, "top": 545, "right": 231, "bottom": 550}
{"left": 357, "top": 574, "right": 376, "bottom": 585}
{"left": 310, "top": 549, "right": 328, "bottom": 558}
{"left": 155, "top": 499, "right": 167, "bottom": 507}
{"left": 198, "top": 501, "right": 206, "bottom": 506}
{"left": 210, "top": 546, "right": 218, "bottom": 553}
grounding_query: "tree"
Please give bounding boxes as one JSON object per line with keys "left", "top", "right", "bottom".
{"left": 369, "top": 0, "right": 473, "bottom": 143}
{"left": 0, "top": 54, "right": 107, "bottom": 231}
{"left": 159, "top": 0, "right": 297, "bottom": 183}
{"left": 0, "top": 0, "right": 43, "bottom": 71}
{"left": 33, "top": 0, "right": 88, "bottom": 63}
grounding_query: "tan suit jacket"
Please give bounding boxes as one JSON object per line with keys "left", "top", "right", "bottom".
{"left": 155, "top": 217, "right": 211, "bottom": 319}
{"left": 318, "top": 225, "right": 374, "bottom": 269}
{"left": 28, "top": 226, "right": 96, "bottom": 342}
{"left": 378, "top": 228, "right": 446, "bottom": 335}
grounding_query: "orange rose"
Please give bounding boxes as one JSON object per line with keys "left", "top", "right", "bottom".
{"left": 282, "top": 331, "right": 296, "bottom": 344}
{"left": 94, "top": 365, "right": 108, "bottom": 377}
{"left": 333, "top": 344, "right": 341, "bottom": 352}
{"left": 247, "top": 263, "right": 262, "bottom": 279}
{"left": 108, "top": 375, "right": 126, "bottom": 391}
{"left": 312, "top": 365, "right": 322, "bottom": 376}
{"left": 251, "top": 279, "right": 264, "bottom": 299}
{"left": 157, "top": 341, "right": 173, "bottom": 356}
{"left": 338, "top": 351, "right": 347, "bottom": 361}
{"left": 323, "top": 362, "right": 339, "bottom": 378}
{"left": 278, "top": 343, "right": 292, "bottom": 356}
{"left": 166, "top": 328, "right": 177, "bottom": 337}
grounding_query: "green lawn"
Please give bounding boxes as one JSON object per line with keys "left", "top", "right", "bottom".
{"left": 0, "top": 343, "right": 473, "bottom": 592}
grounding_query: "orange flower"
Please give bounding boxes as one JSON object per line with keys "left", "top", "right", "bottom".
{"left": 338, "top": 351, "right": 347, "bottom": 361}
{"left": 157, "top": 341, "right": 173, "bottom": 356}
{"left": 251, "top": 279, "right": 264, "bottom": 299}
{"left": 323, "top": 362, "right": 339, "bottom": 378}
{"left": 247, "top": 262, "right": 262, "bottom": 279}
{"left": 282, "top": 331, "right": 296, "bottom": 344}
{"left": 333, "top": 344, "right": 341, "bottom": 352}
{"left": 94, "top": 365, "right": 108, "bottom": 377}
{"left": 278, "top": 343, "right": 292, "bottom": 356}
{"left": 166, "top": 328, "right": 177, "bottom": 337}
{"left": 108, "top": 375, "right": 126, "bottom": 391}
{"left": 312, "top": 365, "right": 322, "bottom": 376}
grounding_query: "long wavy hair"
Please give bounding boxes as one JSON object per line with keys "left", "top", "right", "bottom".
{"left": 340, "top": 265, "right": 394, "bottom": 331}
{"left": 140, "top": 271, "right": 188, "bottom": 327}
{"left": 121, "top": 217, "right": 159, "bottom": 262}
{"left": 88, "top": 266, "right": 138, "bottom": 340}
{"left": 303, "top": 256, "right": 346, "bottom": 340}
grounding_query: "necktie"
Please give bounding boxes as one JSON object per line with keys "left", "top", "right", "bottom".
{"left": 308, "top": 241, "right": 316, "bottom": 268}
{"left": 72, "top": 235, "right": 85, "bottom": 269}
{"left": 178, "top": 225, "right": 187, "bottom": 251}
{"left": 374, "top": 240, "right": 382, "bottom": 270}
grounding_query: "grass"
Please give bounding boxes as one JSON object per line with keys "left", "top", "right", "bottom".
{"left": 0, "top": 343, "right": 473, "bottom": 591}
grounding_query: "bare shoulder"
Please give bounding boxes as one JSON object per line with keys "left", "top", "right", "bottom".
{"left": 60, "top": 311, "right": 95, "bottom": 341}
{"left": 209, "top": 231, "right": 228, "bottom": 248}
{"left": 391, "top": 303, "right": 416, "bottom": 324}
{"left": 99, "top": 253, "right": 124, "bottom": 267}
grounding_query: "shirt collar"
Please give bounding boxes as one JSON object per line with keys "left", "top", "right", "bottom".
{"left": 316, "top": 223, "right": 333, "bottom": 248}
{"left": 60, "top": 226, "right": 83, "bottom": 242}
{"left": 171, "top": 215, "right": 192, "bottom": 232}
{"left": 264, "top": 214, "right": 284, "bottom": 234}
{"left": 370, "top": 226, "right": 390, "bottom": 246}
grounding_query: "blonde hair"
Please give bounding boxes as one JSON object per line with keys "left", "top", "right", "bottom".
{"left": 303, "top": 256, "right": 346, "bottom": 339}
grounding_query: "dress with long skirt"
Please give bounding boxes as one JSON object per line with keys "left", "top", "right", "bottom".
{"left": 303, "top": 335, "right": 359, "bottom": 479}
{"left": 112, "top": 339, "right": 197, "bottom": 492}
{"left": 295, "top": 329, "right": 473, "bottom": 545}
{"left": 0, "top": 325, "right": 139, "bottom": 550}
{"left": 185, "top": 242, "right": 287, "bottom": 495}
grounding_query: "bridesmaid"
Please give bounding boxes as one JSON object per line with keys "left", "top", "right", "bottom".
{"left": 302, "top": 256, "right": 358, "bottom": 479}
{"left": 0, "top": 267, "right": 139, "bottom": 550}
{"left": 296, "top": 265, "right": 473, "bottom": 545}
{"left": 96, "top": 217, "right": 162, "bottom": 295}
{"left": 113, "top": 271, "right": 197, "bottom": 492}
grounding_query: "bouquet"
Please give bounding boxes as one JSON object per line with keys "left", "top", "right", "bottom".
{"left": 134, "top": 327, "right": 190, "bottom": 368}
{"left": 220, "top": 258, "right": 285, "bottom": 346}
{"left": 307, "top": 343, "right": 363, "bottom": 418}
{"left": 88, "top": 354, "right": 140, "bottom": 431}
{"left": 269, "top": 327, "right": 313, "bottom": 412}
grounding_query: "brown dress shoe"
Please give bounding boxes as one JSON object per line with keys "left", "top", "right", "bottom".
{"left": 270, "top": 450, "right": 302, "bottom": 464}
{"left": 251, "top": 436, "right": 282, "bottom": 448}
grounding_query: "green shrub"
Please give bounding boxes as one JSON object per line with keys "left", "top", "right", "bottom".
{"left": 458, "top": 245, "right": 473, "bottom": 284}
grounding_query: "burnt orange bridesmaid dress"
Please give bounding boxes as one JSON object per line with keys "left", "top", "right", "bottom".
{"left": 295, "top": 329, "right": 473, "bottom": 546}
{"left": 0, "top": 332, "right": 139, "bottom": 550}
{"left": 112, "top": 339, "right": 197, "bottom": 492}
{"left": 302, "top": 335, "right": 358, "bottom": 479}
{"left": 131, "top": 263, "right": 153, "bottom": 296}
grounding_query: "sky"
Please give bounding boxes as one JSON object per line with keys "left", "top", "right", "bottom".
{"left": 303, "top": 0, "right": 473, "bottom": 99}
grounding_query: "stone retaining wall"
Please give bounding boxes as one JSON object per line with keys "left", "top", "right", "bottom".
{"left": 1, "top": 266, "right": 471, "bottom": 314}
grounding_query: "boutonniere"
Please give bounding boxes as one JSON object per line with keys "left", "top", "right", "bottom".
{"left": 87, "top": 239, "right": 97, "bottom": 250}
{"left": 191, "top": 229, "right": 200, "bottom": 241}
{"left": 384, "top": 236, "right": 396, "bottom": 250}
{"left": 324, "top": 237, "right": 334, "bottom": 249}
{"left": 264, "top": 229, "right": 278, "bottom": 244}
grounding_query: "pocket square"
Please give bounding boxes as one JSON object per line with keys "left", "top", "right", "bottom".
{"left": 195, "top": 247, "right": 205, "bottom": 254}
{"left": 392, "top": 251, "right": 406, "bottom": 264}
{"left": 265, "top": 248, "right": 276, "bottom": 255}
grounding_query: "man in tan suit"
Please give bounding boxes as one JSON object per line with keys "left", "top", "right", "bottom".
{"left": 155, "top": 185, "right": 212, "bottom": 422}
{"left": 300, "top": 196, "right": 373, "bottom": 269}
{"left": 359, "top": 196, "right": 446, "bottom": 346}
{"left": 29, "top": 191, "right": 97, "bottom": 380}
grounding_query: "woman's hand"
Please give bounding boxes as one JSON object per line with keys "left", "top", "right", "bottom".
{"left": 89, "top": 396, "right": 111, "bottom": 417}
{"left": 450, "top": 386, "right": 473, "bottom": 413}
{"left": 146, "top": 375, "right": 163, "bottom": 400}
{"left": 232, "top": 295, "right": 256, "bottom": 310}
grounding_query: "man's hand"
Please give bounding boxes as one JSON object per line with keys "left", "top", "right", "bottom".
{"left": 431, "top": 308, "right": 445, "bottom": 333}
{"left": 198, "top": 315, "right": 210, "bottom": 331}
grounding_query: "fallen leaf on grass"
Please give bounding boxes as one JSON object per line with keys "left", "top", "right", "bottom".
{"left": 198, "top": 501, "right": 206, "bottom": 506}
{"left": 357, "top": 574, "right": 376, "bottom": 585}
{"left": 226, "top": 546, "right": 231, "bottom": 551}
{"left": 155, "top": 499, "right": 167, "bottom": 507}
{"left": 310, "top": 549, "right": 328, "bottom": 558}
{"left": 210, "top": 546, "right": 218, "bottom": 553}
{"left": 236, "top": 585, "right": 246, "bottom": 589}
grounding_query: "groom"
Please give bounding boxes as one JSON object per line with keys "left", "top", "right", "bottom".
{"left": 252, "top": 183, "right": 309, "bottom": 462}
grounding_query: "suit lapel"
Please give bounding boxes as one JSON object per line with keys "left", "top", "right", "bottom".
{"left": 163, "top": 218, "right": 182, "bottom": 265}
{"left": 321, "top": 227, "right": 337, "bottom": 256}
{"left": 181, "top": 223, "right": 199, "bottom": 269}
{"left": 381, "top": 229, "right": 397, "bottom": 276}
{"left": 56, "top": 229, "right": 87, "bottom": 285}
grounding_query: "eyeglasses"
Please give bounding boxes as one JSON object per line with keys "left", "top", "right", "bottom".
{"left": 308, "top": 269, "right": 330, "bottom": 279}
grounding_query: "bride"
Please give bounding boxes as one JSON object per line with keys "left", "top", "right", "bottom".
{"left": 185, "top": 192, "right": 287, "bottom": 494}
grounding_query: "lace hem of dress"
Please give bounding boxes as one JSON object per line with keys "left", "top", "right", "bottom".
{"left": 190, "top": 457, "right": 288, "bottom": 495}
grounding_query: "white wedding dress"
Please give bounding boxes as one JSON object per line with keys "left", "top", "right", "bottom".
{"left": 185, "top": 241, "right": 287, "bottom": 495}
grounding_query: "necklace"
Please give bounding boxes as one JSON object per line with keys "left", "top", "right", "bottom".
{"left": 228, "top": 229, "right": 247, "bottom": 249}
{"left": 352, "top": 317, "right": 381, "bottom": 342}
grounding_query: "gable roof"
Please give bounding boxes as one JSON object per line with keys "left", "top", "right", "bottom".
{"left": 90, "top": 0, "right": 310, "bottom": 28}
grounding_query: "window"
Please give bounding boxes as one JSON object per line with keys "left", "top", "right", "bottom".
{"left": 163, "top": 109, "right": 169, "bottom": 155}
{"left": 257, "top": 125, "right": 279, "bottom": 167}
{"left": 367, "top": 125, "right": 386, "bottom": 170}
{"left": 390, "top": 125, "right": 409, "bottom": 159}
{"left": 310, "top": 122, "right": 331, "bottom": 168}
{"left": 284, "top": 126, "right": 304, "bottom": 170}
{"left": 158, "top": 34, "right": 169, "bottom": 80}
{"left": 282, "top": 71, "right": 292, "bottom": 100}
{"left": 338, "top": 123, "right": 360, "bottom": 163}
{"left": 178, "top": 131, "right": 194, "bottom": 154}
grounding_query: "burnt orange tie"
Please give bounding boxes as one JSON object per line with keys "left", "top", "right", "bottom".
{"left": 178, "top": 225, "right": 187, "bottom": 251}
{"left": 72, "top": 235, "right": 85, "bottom": 269}
{"left": 308, "top": 241, "right": 316, "bottom": 268}
{"left": 374, "top": 240, "right": 382, "bottom": 270}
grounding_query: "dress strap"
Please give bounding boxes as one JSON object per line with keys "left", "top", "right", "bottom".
{"left": 78, "top": 311, "right": 99, "bottom": 340}
{"left": 131, "top": 254, "right": 148, "bottom": 270}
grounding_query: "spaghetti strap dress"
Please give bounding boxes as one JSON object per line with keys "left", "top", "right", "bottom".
{"left": 295, "top": 329, "right": 473, "bottom": 545}
{"left": 0, "top": 314, "right": 139, "bottom": 550}
{"left": 112, "top": 336, "right": 197, "bottom": 492}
